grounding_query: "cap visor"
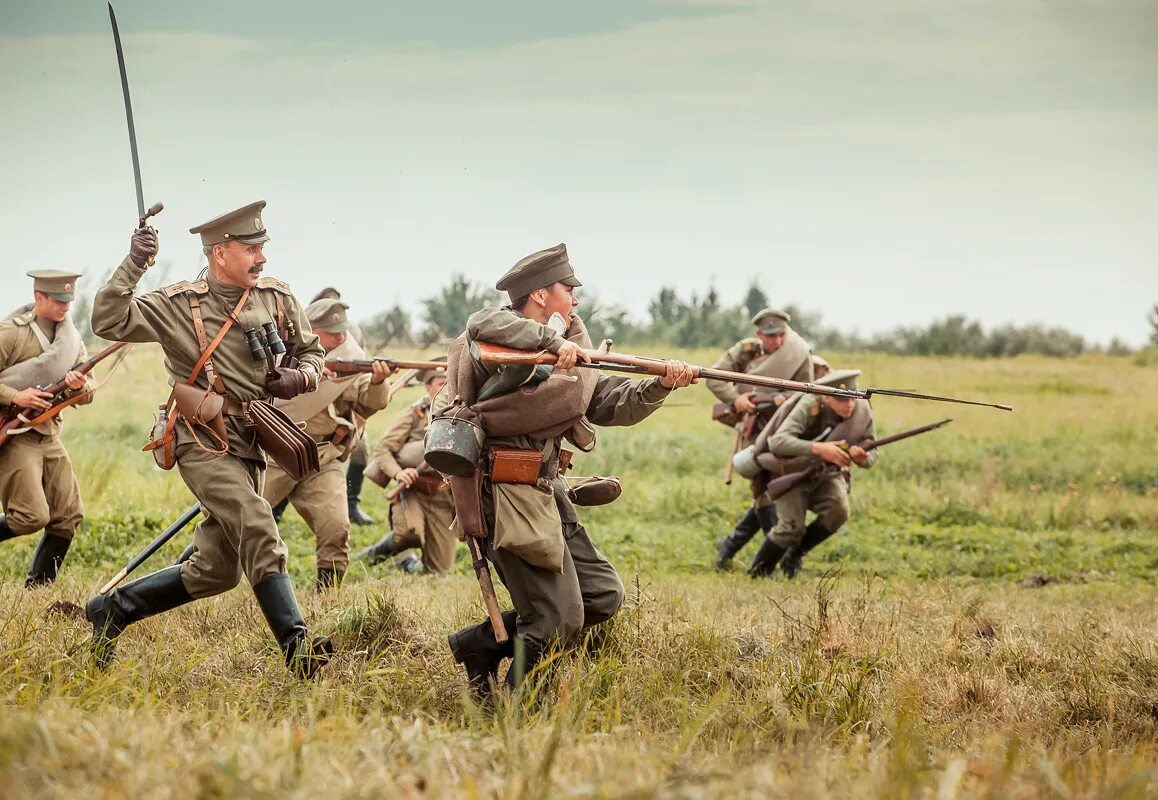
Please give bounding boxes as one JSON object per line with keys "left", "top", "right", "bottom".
{"left": 319, "top": 322, "right": 351, "bottom": 333}
{"left": 562, "top": 276, "right": 582, "bottom": 288}
{"left": 759, "top": 325, "right": 785, "bottom": 334}
{"left": 233, "top": 233, "right": 270, "bottom": 245}
{"left": 46, "top": 292, "right": 74, "bottom": 302}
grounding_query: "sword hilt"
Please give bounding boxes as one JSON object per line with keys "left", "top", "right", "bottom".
{"left": 137, "top": 201, "right": 163, "bottom": 267}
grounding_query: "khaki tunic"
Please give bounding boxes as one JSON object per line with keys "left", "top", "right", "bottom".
{"left": 765, "top": 394, "right": 877, "bottom": 548}
{"left": 440, "top": 307, "right": 673, "bottom": 651}
{"left": 373, "top": 397, "right": 457, "bottom": 572}
{"left": 92, "top": 256, "right": 323, "bottom": 596}
{"left": 263, "top": 367, "right": 389, "bottom": 572}
{"left": 0, "top": 312, "right": 94, "bottom": 538}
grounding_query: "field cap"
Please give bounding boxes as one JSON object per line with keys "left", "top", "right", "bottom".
{"left": 27, "top": 269, "right": 82, "bottom": 301}
{"left": 306, "top": 298, "right": 351, "bottom": 333}
{"left": 751, "top": 307, "right": 790, "bottom": 335}
{"left": 189, "top": 201, "right": 269, "bottom": 247}
{"left": 418, "top": 356, "right": 448, "bottom": 385}
{"left": 816, "top": 368, "right": 861, "bottom": 392}
{"left": 496, "top": 243, "right": 582, "bottom": 299}
{"left": 311, "top": 287, "right": 341, "bottom": 303}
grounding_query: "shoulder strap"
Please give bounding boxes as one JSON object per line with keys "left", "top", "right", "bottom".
{"left": 184, "top": 289, "right": 250, "bottom": 390}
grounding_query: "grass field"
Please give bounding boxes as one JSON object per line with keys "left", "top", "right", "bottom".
{"left": 1, "top": 346, "right": 1156, "bottom": 798}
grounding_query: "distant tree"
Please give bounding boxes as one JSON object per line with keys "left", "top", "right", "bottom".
{"left": 742, "top": 281, "right": 768, "bottom": 320}
{"left": 1148, "top": 304, "right": 1158, "bottom": 347}
{"left": 361, "top": 304, "right": 414, "bottom": 347}
{"left": 647, "top": 286, "right": 683, "bottom": 329}
{"left": 421, "top": 274, "right": 501, "bottom": 341}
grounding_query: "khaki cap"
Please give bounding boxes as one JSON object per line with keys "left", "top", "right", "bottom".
{"left": 496, "top": 243, "right": 582, "bottom": 299}
{"left": 417, "top": 356, "right": 448, "bottom": 385}
{"left": 811, "top": 354, "right": 831, "bottom": 376}
{"left": 27, "top": 269, "right": 82, "bottom": 301}
{"left": 306, "top": 298, "right": 351, "bottom": 333}
{"left": 310, "top": 287, "right": 341, "bottom": 303}
{"left": 751, "top": 307, "right": 791, "bottom": 335}
{"left": 189, "top": 200, "right": 269, "bottom": 247}
{"left": 816, "top": 368, "right": 861, "bottom": 392}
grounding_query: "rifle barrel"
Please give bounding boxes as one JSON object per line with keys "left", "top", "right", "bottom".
{"left": 864, "top": 387, "right": 1012, "bottom": 412}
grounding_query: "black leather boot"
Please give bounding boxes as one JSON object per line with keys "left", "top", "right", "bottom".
{"left": 782, "top": 520, "right": 837, "bottom": 579}
{"left": 85, "top": 565, "right": 194, "bottom": 668}
{"left": 748, "top": 537, "right": 787, "bottom": 578}
{"left": 271, "top": 496, "right": 290, "bottom": 524}
{"left": 353, "top": 533, "right": 401, "bottom": 565}
{"left": 0, "top": 514, "right": 17, "bottom": 543}
{"left": 174, "top": 541, "right": 195, "bottom": 565}
{"left": 448, "top": 610, "right": 517, "bottom": 703}
{"left": 316, "top": 567, "right": 345, "bottom": 590}
{"left": 346, "top": 462, "right": 374, "bottom": 525}
{"left": 715, "top": 508, "right": 761, "bottom": 570}
{"left": 396, "top": 553, "right": 424, "bottom": 574}
{"left": 505, "top": 638, "right": 546, "bottom": 692}
{"left": 252, "top": 573, "right": 333, "bottom": 679}
{"left": 24, "top": 531, "right": 72, "bottom": 587}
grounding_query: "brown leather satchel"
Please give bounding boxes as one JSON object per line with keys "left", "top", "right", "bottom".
{"left": 247, "top": 399, "right": 320, "bottom": 481}
{"left": 488, "top": 447, "right": 543, "bottom": 485}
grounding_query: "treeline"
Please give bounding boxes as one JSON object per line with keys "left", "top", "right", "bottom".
{"left": 364, "top": 275, "right": 1151, "bottom": 358}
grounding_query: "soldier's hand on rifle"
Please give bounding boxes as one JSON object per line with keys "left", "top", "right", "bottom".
{"left": 660, "top": 359, "right": 697, "bottom": 389}
{"left": 64, "top": 370, "right": 86, "bottom": 391}
{"left": 848, "top": 445, "right": 870, "bottom": 466}
{"left": 733, "top": 392, "right": 758, "bottom": 414}
{"left": 555, "top": 341, "right": 591, "bottom": 370}
{"left": 813, "top": 440, "right": 851, "bottom": 467}
{"left": 369, "top": 359, "right": 393, "bottom": 384}
{"left": 12, "top": 387, "right": 53, "bottom": 411}
{"left": 397, "top": 467, "right": 419, "bottom": 487}
{"left": 129, "top": 227, "right": 158, "bottom": 268}
{"left": 265, "top": 367, "right": 310, "bottom": 400}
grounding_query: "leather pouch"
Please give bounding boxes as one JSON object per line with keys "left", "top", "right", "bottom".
{"left": 567, "top": 476, "right": 623, "bottom": 506}
{"left": 172, "top": 383, "right": 228, "bottom": 444}
{"left": 489, "top": 447, "right": 543, "bottom": 485}
{"left": 448, "top": 468, "right": 486, "bottom": 539}
{"left": 411, "top": 473, "right": 446, "bottom": 495}
{"left": 248, "top": 399, "right": 320, "bottom": 480}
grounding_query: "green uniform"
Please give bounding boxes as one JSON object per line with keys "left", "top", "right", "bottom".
{"left": 372, "top": 396, "right": 457, "bottom": 572}
{"left": 0, "top": 311, "right": 94, "bottom": 539}
{"left": 439, "top": 306, "right": 672, "bottom": 652}
{"left": 766, "top": 394, "right": 877, "bottom": 549}
{"left": 91, "top": 257, "right": 323, "bottom": 596}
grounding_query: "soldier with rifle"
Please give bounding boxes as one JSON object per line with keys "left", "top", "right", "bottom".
{"left": 0, "top": 270, "right": 98, "bottom": 586}
{"left": 435, "top": 243, "right": 698, "bottom": 703}
{"left": 260, "top": 297, "right": 391, "bottom": 589}
{"left": 86, "top": 202, "right": 335, "bottom": 678}
{"left": 356, "top": 361, "right": 455, "bottom": 573}
{"left": 708, "top": 307, "right": 814, "bottom": 570}
{"left": 748, "top": 368, "right": 876, "bottom": 577}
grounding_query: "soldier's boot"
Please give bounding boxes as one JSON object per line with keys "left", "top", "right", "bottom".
{"left": 174, "top": 542, "right": 195, "bottom": 565}
{"left": 346, "top": 462, "right": 375, "bottom": 526}
{"left": 0, "top": 515, "right": 17, "bottom": 543}
{"left": 505, "top": 639, "right": 547, "bottom": 693}
{"left": 271, "top": 497, "right": 290, "bottom": 524}
{"left": 754, "top": 504, "right": 778, "bottom": 533}
{"left": 252, "top": 573, "right": 333, "bottom": 679}
{"left": 85, "top": 565, "right": 193, "bottom": 669}
{"left": 448, "top": 610, "right": 518, "bottom": 703}
{"left": 24, "top": 531, "right": 72, "bottom": 588}
{"left": 715, "top": 508, "right": 761, "bottom": 570}
{"left": 748, "top": 537, "right": 788, "bottom": 578}
{"left": 397, "top": 553, "right": 424, "bottom": 574}
{"left": 316, "top": 567, "right": 345, "bottom": 591}
{"left": 782, "top": 520, "right": 837, "bottom": 579}
{"left": 353, "top": 533, "right": 402, "bottom": 565}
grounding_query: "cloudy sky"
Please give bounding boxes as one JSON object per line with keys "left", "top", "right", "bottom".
{"left": 3, "top": 0, "right": 1156, "bottom": 344}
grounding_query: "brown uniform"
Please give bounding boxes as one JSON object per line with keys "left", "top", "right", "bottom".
{"left": 263, "top": 335, "right": 389, "bottom": 575}
{"left": 371, "top": 396, "right": 457, "bottom": 572}
{"left": 0, "top": 312, "right": 93, "bottom": 538}
{"left": 91, "top": 258, "right": 323, "bottom": 597}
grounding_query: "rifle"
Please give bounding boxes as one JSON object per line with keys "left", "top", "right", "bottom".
{"left": 0, "top": 341, "right": 130, "bottom": 450}
{"left": 711, "top": 392, "right": 784, "bottom": 427}
{"left": 326, "top": 358, "right": 448, "bottom": 375}
{"left": 762, "top": 418, "right": 952, "bottom": 501}
{"left": 473, "top": 341, "right": 1012, "bottom": 410}
{"left": 99, "top": 503, "right": 202, "bottom": 594}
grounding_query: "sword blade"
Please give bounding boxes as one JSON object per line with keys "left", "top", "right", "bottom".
{"left": 108, "top": 2, "right": 145, "bottom": 220}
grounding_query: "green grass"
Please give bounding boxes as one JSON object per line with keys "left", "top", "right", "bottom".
{"left": 0, "top": 346, "right": 1155, "bottom": 798}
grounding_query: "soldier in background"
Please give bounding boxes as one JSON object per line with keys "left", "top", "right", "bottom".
{"left": 0, "top": 270, "right": 96, "bottom": 586}
{"left": 86, "top": 201, "right": 333, "bottom": 677}
{"left": 811, "top": 354, "right": 831, "bottom": 380}
{"left": 708, "top": 308, "right": 813, "bottom": 569}
{"left": 356, "top": 362, "right": 455, "bottom": 574}
{"left": 262, "top": 298, "right": 391, "bottom": 589}
{"left": 749, "top": 369, "right": 878, "bottom": 577}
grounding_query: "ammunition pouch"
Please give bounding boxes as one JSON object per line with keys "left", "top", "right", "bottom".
{"left": 488, "top": 447, "right": 572, "bottom": 485}
{"left": 448, "top": 468, "right": 487, "bottom": 540}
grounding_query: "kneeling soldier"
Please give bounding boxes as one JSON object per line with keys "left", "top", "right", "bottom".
{"left": 749, "top": 369, "right": 877, "bottom": 578}
{"left": 0, "top": 270, "right": 95, "bottom": 586}
{"left": 357, "top": 363, "right": 456, "bottom": 573}
{"left": 86, "top": 202, "right": 333, "bottom": 677}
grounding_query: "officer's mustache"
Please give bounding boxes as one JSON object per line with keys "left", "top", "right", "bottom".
{"left": 248, "top": 265, "right": 263, "bottom": 275}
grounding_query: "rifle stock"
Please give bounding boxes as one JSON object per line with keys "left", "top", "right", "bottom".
{"left": 326, "top": 358, "right": 447, "bottom": 375}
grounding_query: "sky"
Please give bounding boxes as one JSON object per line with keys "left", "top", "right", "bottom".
{"left": 2, "top": 0, "right": 1157, "bottom": 345}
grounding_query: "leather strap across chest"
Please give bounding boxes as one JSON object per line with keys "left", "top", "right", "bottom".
{"left": 185, "top": 290, "right": 250, "bottom": 392}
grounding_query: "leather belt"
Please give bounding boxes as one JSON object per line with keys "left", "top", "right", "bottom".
{"left": 223, "top": 398, "right": 248, "bottom": 418}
